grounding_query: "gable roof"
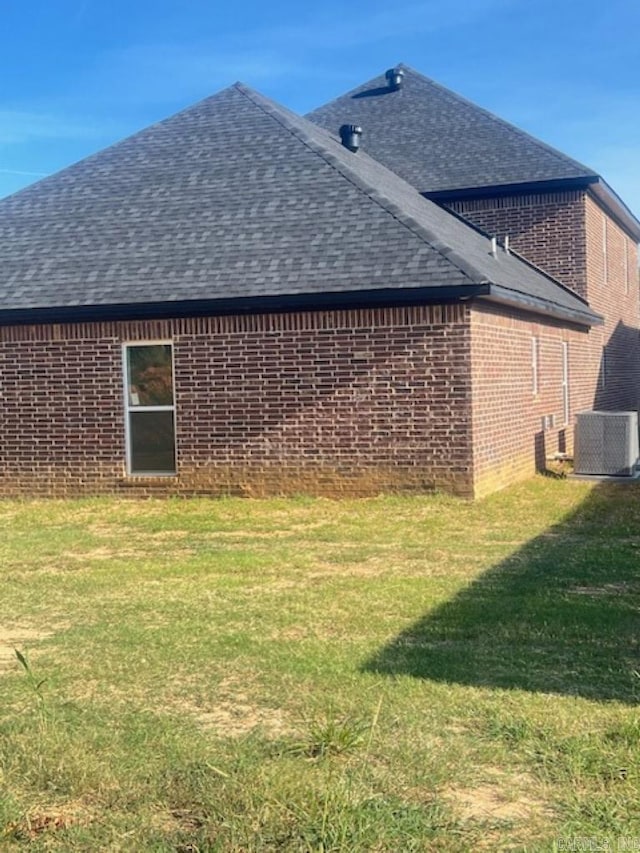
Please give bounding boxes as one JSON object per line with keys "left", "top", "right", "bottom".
{"left": 307, "top": 64, "right": 598, "bottom": 194}
{"left": 0, "top": 81, "right": 600, "bottom": 327}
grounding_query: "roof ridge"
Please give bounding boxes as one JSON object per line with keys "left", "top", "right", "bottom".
{"left": 393, "top": 65, "right": 597, "bottom": 179}
{"left": 235, "top": 83, "right": 488, "bottom": 286}
{"left": 309, "top": 65, "right": 596, "bottom": 181}
{"left": 0, "top": 82, "right": 247, "bottom": 207}
{"left": 0, "top": 78, "right": 601, "bottom": 327}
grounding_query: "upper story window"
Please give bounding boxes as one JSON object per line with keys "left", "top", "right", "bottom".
{"left": 123, "top": 342, "right": 176, "bottom": 475}
{"left": 602, "top": 214, "right": 608, "bottom": 286}
{"left": 624, "top": 238, "right": 630, "bottom": 294}
{"left": 561, "top": 342, "right": 570, "bottom": 426}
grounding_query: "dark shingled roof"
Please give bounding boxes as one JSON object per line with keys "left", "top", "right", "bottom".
{"left": 0, "top": 81, "right": 600, "bottom": 327}
{"left": 307, "top": 65, "right": 598, "bottom": 193}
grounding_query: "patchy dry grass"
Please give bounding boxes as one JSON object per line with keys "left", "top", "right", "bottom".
{"left": 0, "top": 478, "right": 639, "bottom": 850}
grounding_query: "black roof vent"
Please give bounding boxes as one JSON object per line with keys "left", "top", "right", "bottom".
{"left": 385, "top": 67, "right": 405, "bottom": 90}
{"left": 340, "top": 124, "right": 362, "bottom": 153}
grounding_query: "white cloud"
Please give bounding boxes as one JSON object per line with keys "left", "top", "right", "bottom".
{"left": 0, "top": 110, "right": 115, "bottom": 145}
{"left": 0, "top": 167, "right": 48, "bottom": 177}
{"left": 480, "top": 82, "right": 640, "bottom": 214}
{"left": 248, "top": 0, "right": 517, "bottom": 52}
{"left": 73, "top": 0, "right": 518, "bottom": 106}
{"left": 87, "top": 44, "right": 298, "bottom": 106}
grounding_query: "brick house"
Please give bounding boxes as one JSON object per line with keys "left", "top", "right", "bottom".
{"left": 0, "top": 65, "right": 638, "bottom": 498}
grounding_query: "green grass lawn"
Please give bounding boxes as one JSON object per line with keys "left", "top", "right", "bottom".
{"left": 0, "top": 477, "right": 638, "bottom": 851}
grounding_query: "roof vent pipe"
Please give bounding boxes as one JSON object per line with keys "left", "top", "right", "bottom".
{"left": 385, "top": 67, "right": 405, "bottom": 90}
{"left": 340, "top": 124, "right": 362, "bottom": 153}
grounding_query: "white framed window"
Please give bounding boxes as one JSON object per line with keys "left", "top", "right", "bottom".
{"left": 624, "top": 240, "right": 629, "bottom": 294}
{"left": 531, "top": 336, "right": 539, "bottom": 395}
{"left": 561, "top": 342, "right": 570, "bottom": 426}
{"left": 123, "top": 342, "right": 176, "bottom": 475}
{"left": 602, "top": 214, "right": 608, "bottom": 286}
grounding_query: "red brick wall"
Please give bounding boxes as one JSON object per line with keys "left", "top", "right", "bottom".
{"left": 584, "top": 195, "right": 640, "bottom": 411}
{"left": 447, "top": 189, "right": 640, "bottom": 496}
{"left": 470, "top": 304, "right": 594, "bottom": 497}
{"left": 445, "top": 191, "right": 589, "bottom": 298}
{"left": 0, "top": 305, "right": 475, "bottom": 498}
{"left": 0, "top": 335, "right": 124, "bottom": 496}
{"left": 2, "top": 191, "right": 637, "bottom": 500}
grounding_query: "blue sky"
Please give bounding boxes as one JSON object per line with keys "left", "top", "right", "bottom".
{"left": 2, "top": 0, "right": 639, "bottom": 216}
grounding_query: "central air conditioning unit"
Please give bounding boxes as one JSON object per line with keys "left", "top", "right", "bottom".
{"left": 574, "top": 411, "right": 639, "bottom": 476}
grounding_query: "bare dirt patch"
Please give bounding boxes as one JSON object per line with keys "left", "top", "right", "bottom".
{"left": 61, "top": 546, "right": 147, "bottom": 562}
{"left": 194, "top": 701, "right": 290, "bottom": 738}
{"left": 5, "top": 800, "right": 93, "bottom": 842}
{"left": 309, "top": 559, "right": 388, "bottom": 579}
{"left": 443, "top": 771, "right": 551, "bottom": 824}
{"left": 272, "top": 625, "right": 311, "bottom": 641}
{"left": 149, "top": 530, "right": 191, "bottom": 541}
{"left": 169, "top": 677, "right": 292, "bottom": 738}
{"left": 0, "top": 626, "right": 55, "bottom": 672}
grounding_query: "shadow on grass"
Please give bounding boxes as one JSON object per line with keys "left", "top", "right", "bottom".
{"left": 364, "top": 483, "right": 640, "bottom": 704}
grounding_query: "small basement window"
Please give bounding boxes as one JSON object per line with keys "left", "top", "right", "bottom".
{"left": 123, "top": 342, "right": 176, "bottom": 475}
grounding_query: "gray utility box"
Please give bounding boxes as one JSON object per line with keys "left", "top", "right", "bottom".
{"left": 574, "top": 411, "right": 639, "bottom": 476}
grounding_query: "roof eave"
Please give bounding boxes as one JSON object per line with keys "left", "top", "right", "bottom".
{"left": 426, "top": 176, "right": 640, "bottom": 242}
{"left": 483, "top": 284, "right": 603, "bottom": 328}
{"left": 0, "top": 281, "right": 601, "bottom": 329}
{"left": 0, "top": 285, "right": 492, "bottom": 327}
{"left": 424, "top": 175, "right": 599, "bottom": 202}
{"left": 589, "top": 179, "right": 640, "bottom": 242}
